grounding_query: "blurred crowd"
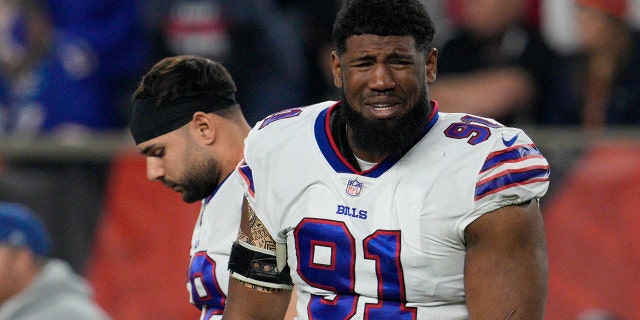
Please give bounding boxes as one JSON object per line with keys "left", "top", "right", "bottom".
{"left": 0, "top": 1, "right": 637, "bottom": 319}
{"left": 0, "top": 0, "right": 638, "bottom": 140}
{"left": 433, "top": 0, "right": 640, "bottom": 127}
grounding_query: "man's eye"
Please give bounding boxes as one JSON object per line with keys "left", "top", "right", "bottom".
{"left": 353, "top": 61, "right": 373, "bottom": 68}
{"left": 391, "top": 60, "right": 412, "bottom": 65}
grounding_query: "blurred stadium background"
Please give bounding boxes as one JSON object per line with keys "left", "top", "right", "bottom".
{"left": 1, "top": 0, "right": 639, "bottom": 319}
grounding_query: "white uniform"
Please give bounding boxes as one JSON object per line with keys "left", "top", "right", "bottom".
{"left": 187, "top": 174, "right": 243, "bottom": 320}
{"left": 236, "top": 101, "right": 550, "bottom": 320}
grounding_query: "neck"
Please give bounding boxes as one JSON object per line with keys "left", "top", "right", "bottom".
{"left": 220, "top": 118, "right": 252, "bottom": 184}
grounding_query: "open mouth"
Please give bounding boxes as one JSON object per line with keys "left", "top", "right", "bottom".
{"left": 366, "top": 102, "right": 401, "bottom": 118}
{"left": 371, "top": 104, "right": 395, "bottom": 110}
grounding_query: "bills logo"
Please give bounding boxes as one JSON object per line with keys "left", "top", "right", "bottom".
{"left": 345, "top": 179, "right": 363, "bottom": 197}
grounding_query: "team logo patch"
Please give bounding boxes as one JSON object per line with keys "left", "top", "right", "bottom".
{"left": 345, "top": 179, "right": 363, "bottom": 197}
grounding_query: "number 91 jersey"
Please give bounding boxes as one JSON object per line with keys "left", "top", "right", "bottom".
{"left": 236, "top": 101, "right": 550, "bottom": 319}
{"left": 187, "top": 175, "right": 243, "bottom": 320}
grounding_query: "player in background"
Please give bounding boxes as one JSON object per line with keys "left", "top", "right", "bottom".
{"left": 223, "top": 0, "right": 550, "bottom": 319}
{"left": 0, "top": 201, "right": 111, "bottom": 319}
{"left": 129, "top": 55, "right": 295, "bottom": 319}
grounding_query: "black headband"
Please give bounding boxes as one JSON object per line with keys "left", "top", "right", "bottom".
{"left": 130, "top": 93, "right": 236, "bottom": 144}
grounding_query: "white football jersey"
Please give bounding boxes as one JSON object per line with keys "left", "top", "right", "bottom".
{"left": 187, "top": 174, "right": 243, "bottom": 320}
{"left": 236, "top": 101, "right": 550, "bottom": 320}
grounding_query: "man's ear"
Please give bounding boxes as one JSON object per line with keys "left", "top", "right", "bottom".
{"left": 331, "top": 51, "right": 343, "bottom": 88}
{"left": 426, "top": 48, "right": 438, "bottom": 84}
{"left": 191, "top": 112, "right": 216, "bottom": 145}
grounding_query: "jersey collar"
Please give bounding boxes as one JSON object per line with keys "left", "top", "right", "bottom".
{"left": 314, "top": 101, "right": 439, "bottom": 177}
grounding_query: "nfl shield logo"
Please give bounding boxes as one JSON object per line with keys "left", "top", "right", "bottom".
{"left": 345, "top": 179, "right": 363, "bottom": 197}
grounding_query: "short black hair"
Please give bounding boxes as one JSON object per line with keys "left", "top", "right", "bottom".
{"left": 332, "top": 0, "right": 435, "bottom": 55}
{"left": 133, "top": 55, "right": 237, "bottom": 108}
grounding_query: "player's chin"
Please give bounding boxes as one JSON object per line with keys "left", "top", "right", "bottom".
{"left": 181, "top": 191, "right": 199, "bottom": 203}
{"left": 182, "top": 188, "right": 210, "bottom": 203}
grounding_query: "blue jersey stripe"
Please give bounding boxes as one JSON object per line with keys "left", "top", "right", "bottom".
{"left": 314, "top": 105, "right": 354, "bottom": 174}
{"left": 475, "top": 166, "right": 550, "bottom": 199}
{"left": 481, "top": 144, "right": 542, "bottom": 173}
{"left": 238, "top": 163, "right": 255, "bottom": 197}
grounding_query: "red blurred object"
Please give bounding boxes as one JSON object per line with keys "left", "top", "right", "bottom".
{"left": 544, "top": 141, "right": 640, "bottom": 319}
{"left": 85, "top": 152, "right": 201, "bottom": 320}
{"left": 575, "top": 0, "right": 628, "bottom": 19}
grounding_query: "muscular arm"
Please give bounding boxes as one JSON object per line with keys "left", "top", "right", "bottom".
{"left": 223, "top": 198, "right": 293, "bottom": 320}
{"left": 464, "top": 200, "right": 548, "bottom": 319}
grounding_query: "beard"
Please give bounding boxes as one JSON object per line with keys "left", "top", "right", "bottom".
{"left": 175, "top": 152, "right": 220, "bottom": 203}
{"left": 339, "top": 87, "right": 431, "bottom": 158}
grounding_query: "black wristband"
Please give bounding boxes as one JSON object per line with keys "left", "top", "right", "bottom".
{"left": 228, "top": 241, "right": 293, "bottom": 287}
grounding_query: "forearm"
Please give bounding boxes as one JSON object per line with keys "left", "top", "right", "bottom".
{"left": 223, "top": 278, "right": 292, "bottom": 320}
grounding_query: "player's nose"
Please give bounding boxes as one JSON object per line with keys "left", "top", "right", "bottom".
{"left": 146, "top": 157, "right": 165, "bottom": 181}
{"left": 369, "top": 64, "right": 396, "bottom": 92}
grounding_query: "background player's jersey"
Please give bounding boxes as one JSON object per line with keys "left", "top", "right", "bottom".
{"left": 236, "top": 101, "right": 550, "bottom": 320}
{"left": 187, "top": 174, "right": 243, "bottom": 320}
